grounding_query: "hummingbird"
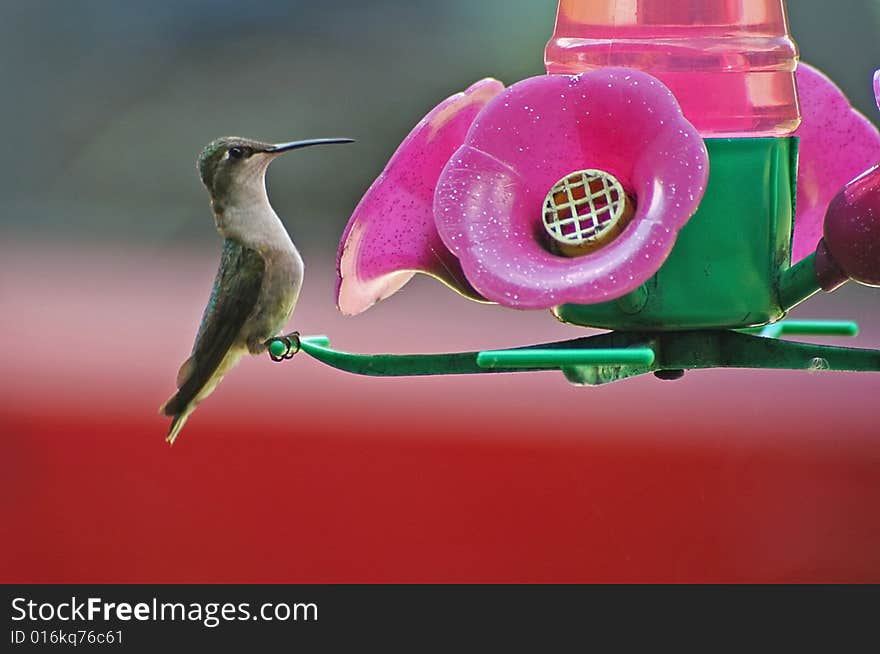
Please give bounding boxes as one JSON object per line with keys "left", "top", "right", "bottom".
{"left": 160, "top": 136, "right": 354, "bottom": 444}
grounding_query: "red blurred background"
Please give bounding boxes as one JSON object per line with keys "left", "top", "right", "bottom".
{"left": 2, "top": 243, "right": 879, "bottom": 583}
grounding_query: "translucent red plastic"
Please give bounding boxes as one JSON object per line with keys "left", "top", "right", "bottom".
{"left": 545, "top": 0, "right": 801, "bottom": 137}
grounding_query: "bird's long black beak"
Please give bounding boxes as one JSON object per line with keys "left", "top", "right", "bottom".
{"left": 267, "top": 138, "right": 354, "bottom": 154}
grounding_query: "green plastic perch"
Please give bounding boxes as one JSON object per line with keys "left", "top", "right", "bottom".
{"left": 267, "top": 319, "right": 880, "bottom": 386}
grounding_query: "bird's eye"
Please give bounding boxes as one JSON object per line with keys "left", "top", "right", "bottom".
{"left": 227, "top": 146, "right": 244, "bottom": 159}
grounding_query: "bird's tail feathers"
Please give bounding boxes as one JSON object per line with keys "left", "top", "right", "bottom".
{"left": 165, "top": 409, "right": 193, "bottom": 446}
{"left": 159, "top": 349, "right": 244, "bottom": 445}
{"left": 159, "top": 390, "right": 193, "bottom": 445}
{"left": 159, "top": 390, "right": 184, "bottom": 417}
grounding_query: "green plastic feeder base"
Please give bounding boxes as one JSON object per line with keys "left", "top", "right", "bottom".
{"left": 269, "top": 320, "right": 879, "bottom": 386}
{"left": 556, "top": 137, "right": 803, "bottom": 331}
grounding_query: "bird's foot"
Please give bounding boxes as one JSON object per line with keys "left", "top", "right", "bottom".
{"left": 267, "top": 332, "right": 301, "bottom": 362}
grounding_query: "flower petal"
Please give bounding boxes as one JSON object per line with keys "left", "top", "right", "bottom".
{"left": 874, "top": 69, "right": 880, "bottom": 112}
{"left": 435, "top": 69, "right": 708, "bottom": 309}
{"left": 336, "top": 78, "right": 503, "bottom": 315}
{"left": 791, "top": 63, "right": 880, "bottom": 262}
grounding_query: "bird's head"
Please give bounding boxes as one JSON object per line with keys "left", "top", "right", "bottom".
{"left": 197, "top": 136, "right": 354, "bottom": 203}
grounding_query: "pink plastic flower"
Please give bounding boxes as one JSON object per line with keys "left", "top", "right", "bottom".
{"left": 791, "top": 63, "right": 880, "bottom": 261}
{"left": 812, "top": 68, "right": 880, "bottom": 290}
{"left": 336, "top": 78, "right": 503, "bottom": 315}
{"left": 434, "top": 68, "right": 708, "bottom": 308}
{"left": 876, "top": 69, "right": 880, "bottom": 113}
{"left": 338, "top": 68, "right": 708, "bottom": 312}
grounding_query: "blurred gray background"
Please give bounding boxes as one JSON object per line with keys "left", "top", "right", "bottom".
{"left": 2, "top": 0, "right": 878, "bottom": 256}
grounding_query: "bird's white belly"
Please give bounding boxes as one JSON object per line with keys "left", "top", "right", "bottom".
{"left": 241, "top": 248, "right": 303, "bottom": 353}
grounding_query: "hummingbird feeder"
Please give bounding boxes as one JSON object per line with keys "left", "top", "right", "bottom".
{"left": 269, "top": 0, "right": 880, "bottom": 384}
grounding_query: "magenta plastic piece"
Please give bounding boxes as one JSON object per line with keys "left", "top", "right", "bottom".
{"left": 336, "top": 78, "right": 503, "bottom": 315}
{"left": 792, "top": 64, "right": 880, "bottom": 262}
{"left": 820, "top": 164, "right": 880, "bottom": 287}
{"left": 875, "top": 69, "right": 880, "bottom": 112}
{"left": 813, "top": 239, "right": 847, "bottom": 292}
{"left": 433, "top": 68, "right": 708, "bottom": 309}
{"left": 544, "top": 0, "right": 800, "bottom": 137}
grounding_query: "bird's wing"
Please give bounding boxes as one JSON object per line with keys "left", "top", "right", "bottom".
{"left": 162, "top": 238, "right": 265, "bottom": 417}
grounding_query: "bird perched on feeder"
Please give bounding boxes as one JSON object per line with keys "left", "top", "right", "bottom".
{"left": 160, "top": 136, "right": 353, "bottom": 444}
